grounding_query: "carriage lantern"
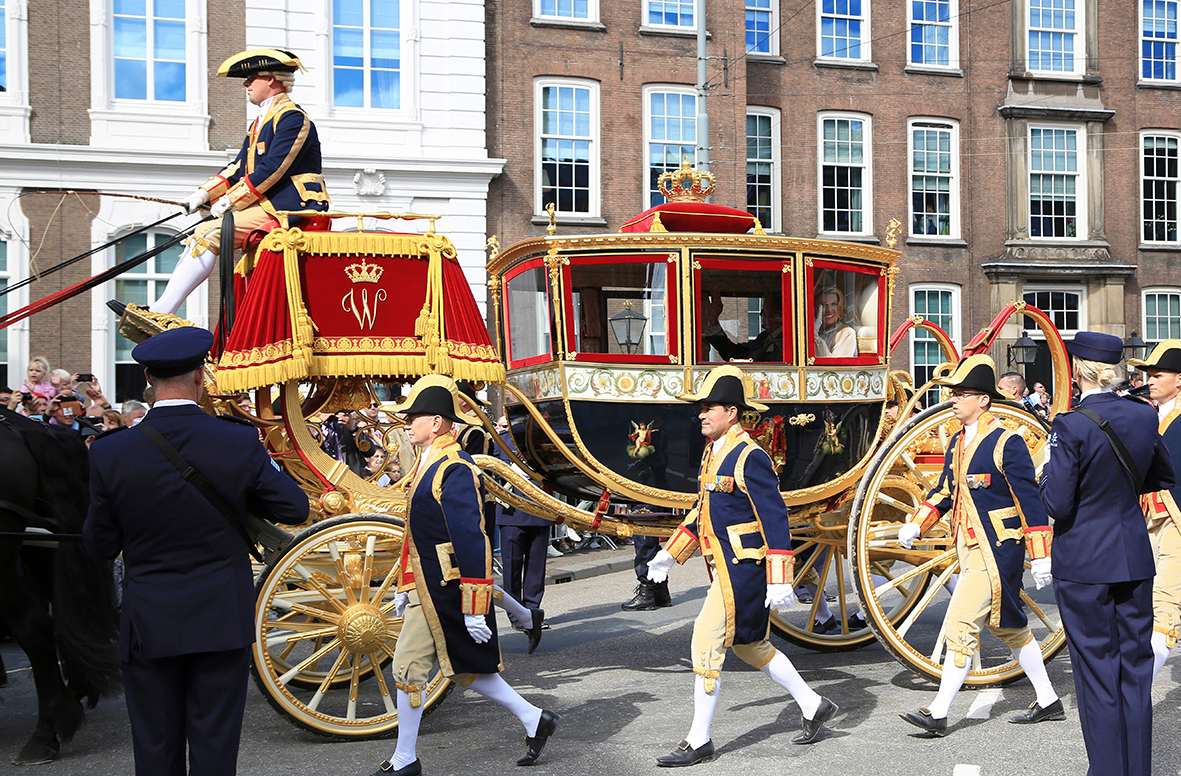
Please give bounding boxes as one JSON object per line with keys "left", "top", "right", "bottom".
{"left": 1007, "top": 330, "right": 1039, "bottom": 368}
{"left": 1123, "top": 330, "right": 1148, "bottom": 361}
{"left": 609, "top": 301, "right": 648, "bottom": 355}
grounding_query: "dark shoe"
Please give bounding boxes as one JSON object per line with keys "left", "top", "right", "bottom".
{"left": 656, "top": 739, "right": 715, "bottom": 767}
{"left": 518, "top": 709, "right": 559, "bottom": 766}
{"left": 848, "top": 612, "right": 868, "bottom": 631}
{"left": 526, "top": 608, "right": 544, "bottom": 655}
{"left": 899, "top": 707, "right": 948, "bottom": 737}
{"left": 622, "top": 582, "right": 658, "bottom": 611}
{"left": 653, "top": 580, "right": 672, "bottom": 607}
{"left": 1008, "top": 698, "right": 1064, "bottom": 724}
{"left": 793, "top": 696, "right": 838, "bottom": 744}
{"left": 374, "top": 759, "right": 421, "bottom": 775}
{"left": 812, "top": 616, "right": 839, "bottom": 635}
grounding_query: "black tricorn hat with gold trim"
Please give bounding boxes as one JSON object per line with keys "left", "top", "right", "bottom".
{"left": 677, "top": 365, "right": 769, "bottom": 412}
{"left": 932, "top": 354, "right": 1011, "bottom": 401}
{"left": 457, "top": 381, "right": 490, "bottom": 409}
{"left": 217, "top": 49, "right": 305, "bottom": 78}
{"left": 398, "top": 376, "right": 478, "bottom": 426}
{"left": 1128, "top": 338, "right": 1181, "bottom": 373}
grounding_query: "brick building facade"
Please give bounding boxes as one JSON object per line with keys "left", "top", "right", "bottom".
{"left": 487, "top": 0, "right": 1181, "bottom": 395}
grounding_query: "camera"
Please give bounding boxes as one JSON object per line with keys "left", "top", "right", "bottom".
{"left": 20, "top": 391, "right": 32, "bottom": 401}
{"left": 75, "top": 373, "right": 95, "bottom": 383}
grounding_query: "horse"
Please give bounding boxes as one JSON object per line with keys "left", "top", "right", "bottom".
{"left": 0, "top": 407, "right": 120, "bottom": 764}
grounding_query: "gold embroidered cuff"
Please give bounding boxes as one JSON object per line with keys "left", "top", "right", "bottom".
{"left": 201, "top": 174, "right": 230, "bottom": 201}
{"left": 459, "top": 577, "right": 494, "bottom": 615}
{"left": 913, "top": 501, "right": 941, "bottom": 534}
{"left": 766, "top": 549, "right": 794, "bottom": 585}
{"left": 665, "top": 525, "right": 700, "bottom": 564}
{"left": 228, "top": 181, "right": 258, "bottom": 210}
{"left": 1024, "top": 526, "right": 1052, "bottom": 560}
{"left": 394, "top": 680, "right": 424, "bottom": 708}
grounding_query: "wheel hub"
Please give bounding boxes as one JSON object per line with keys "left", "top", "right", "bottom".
{"left": 338, "top": 604, "right": 388, "bottom": 654}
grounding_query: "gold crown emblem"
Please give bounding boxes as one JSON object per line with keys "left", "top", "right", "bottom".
{"left": 657, "top": 160, "right": 717, "bottom": 203}
{"left": 344, "top": 259, "right": 384, "bottom": 284}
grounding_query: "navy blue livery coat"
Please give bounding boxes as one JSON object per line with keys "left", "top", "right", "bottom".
{"left": 664, "top": 426, "right": 793, "bottom": 646}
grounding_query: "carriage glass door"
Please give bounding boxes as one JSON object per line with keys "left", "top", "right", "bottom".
{"left": 694, "top": 258, "right": 793, "bottom": 364}
{"left": 504, "top": 262, "right": 553, "bottom": 368}
{"left": 805, "top": 259, "right": 884, "bottom": 365}
{"left": 565, "top": 254, "right": 678, "bottom": 363}
{"left": 114, "top": 232, "right": 185, "bottom": 402}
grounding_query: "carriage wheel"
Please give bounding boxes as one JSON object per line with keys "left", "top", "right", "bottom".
{"left": 252, "top": 513, "right": 453, "bottom": 739}
{"left": 848, "top": 402, "right": 1066, "bottom": 686}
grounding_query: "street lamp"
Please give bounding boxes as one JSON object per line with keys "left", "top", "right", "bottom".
{"left": 1123, "top": 331, "right": 1148, "bottom": 362}
{"left": 1007, "top": 330, "right": 1038, "bottom": 368}
{"left": 609, "top": 301, "right": 648, "bottom": 355}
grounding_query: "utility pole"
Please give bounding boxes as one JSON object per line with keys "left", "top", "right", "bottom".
{"left": 696, "top": 0, "right": 709, "bottom": 172}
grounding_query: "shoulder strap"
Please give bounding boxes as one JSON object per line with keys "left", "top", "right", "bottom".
{"left": 1074, "top": 407, "right": 1143, "bottom": 490}
{"left": 137, "top": 423, "right": 270, "bottom": 563}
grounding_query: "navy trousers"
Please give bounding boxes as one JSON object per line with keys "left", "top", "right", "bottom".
{"left": 500, "top": 524, "right": 548, "bottom": 609}
{"left": 634, "top": 535, "right": 661, "bottom": 581}
{"left": 1054, "top": 577, "right": 1154, "bottom": 776}
{"left": 122, "top": 645, "right": 251, "bottom": 776}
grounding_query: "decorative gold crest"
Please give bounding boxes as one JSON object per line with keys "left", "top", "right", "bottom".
{"left": 345, "top": 258, "right": 384, "bottom": 284}
{"left": 657, "top": 160, "right": 717, "bottom": 203}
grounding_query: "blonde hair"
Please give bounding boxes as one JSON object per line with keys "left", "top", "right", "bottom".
{"left": 28, "top": 356, "right": 51, "bottom": 377}
{"left": 1073, "top": 356, "right": 1124, "bottom": 391}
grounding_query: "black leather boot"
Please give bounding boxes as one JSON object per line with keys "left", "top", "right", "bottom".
{"left": 653, "top": 581, "right": 672, "bottom": 607}
{"left": 622, "top": 582, "right": 658, "bottom": 611}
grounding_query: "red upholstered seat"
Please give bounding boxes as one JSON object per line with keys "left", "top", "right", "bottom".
{"left": 243, "top": 215, "right": 332, "bottom": 253}
{"left": 619, "top": 201, "right": 757, "bottom": 234}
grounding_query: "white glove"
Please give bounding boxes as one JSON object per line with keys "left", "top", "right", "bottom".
{"left": 182, "top": 188, "right": 209, "bottom": 214}
{"left": 764, "top": 583, "right": 795, "bottom": 612}
{"left": 1031, "top": 557, "right": 1052, "bottom": 590}
{"left": 393, "top": 591, "right": 409, "bottom": 619}
{"left": 464, "top": 613, "right": 492, "bottom": 644}
{"left": 897, "top": 522, "right": 921, "bottom": 549}
{"left": 646, "top": 549, "right": 677, "bottom": 583}
{"left": 210, "top": 197, "right": 233, "bottom": 218}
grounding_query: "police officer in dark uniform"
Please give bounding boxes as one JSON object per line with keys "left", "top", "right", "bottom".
{"left": 1040, "top": 331, "right": 1175, "bottom": 776}
{"left": 82, "top": 327, "right": 309, "bottom": 776}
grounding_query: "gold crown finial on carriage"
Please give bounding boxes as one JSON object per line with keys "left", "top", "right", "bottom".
{"left": 344, "top": 258, "right": 384, "bottom": 284}
{"left": 657, "top": 160, "right": 716, "bottom": 203}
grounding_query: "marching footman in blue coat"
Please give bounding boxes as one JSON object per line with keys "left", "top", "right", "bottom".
{"left": 83, "top": 327, "right": 310, "bottom": 776}
{"left": 373, "top": 376, "right": 558, "bottom": 776}
{"left": 646, "top": 365, "right": 838, "bottom": 767}
{"left": 1040, "top": 332, "right": 1175, "bottom": 776}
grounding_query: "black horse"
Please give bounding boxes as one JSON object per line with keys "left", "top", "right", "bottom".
{"left": 0, "top": 407, "right": 120, "bottom": 764}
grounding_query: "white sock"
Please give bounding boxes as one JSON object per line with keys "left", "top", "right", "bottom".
{"left": 927, "top": 654, "right": 970, "bottom": 719}
{"left": 1152, "top": 631, "right": 1171, "bottom": 681}
{"left": 685, "top": 674, "right": 719, "bottom": 748}
{"left": 943, "top": 573, "right": 958, "bottom": 596}
{"left": 807, "top": 584, "right": 833, "bottom": 622}
{"left": 154, "top": 244, "right": 216, "bottom": 314}
{"left": 466, "top": 673, "right": 543, "bottom": 736}
{"left": 760, "top": 651, "right": 821, "bottom": 718}
{"left": 390, "top": 689, "right": 423, "bottom": 769}
{"left": 1012, "top": 639, "right": 1058, "bottom": 708}
{"left": 495, "top": 585, "right": 532, "bottom": 626}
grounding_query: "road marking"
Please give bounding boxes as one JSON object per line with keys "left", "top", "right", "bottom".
{"left": 965, "top": 688, "right": 1002, "bottom": 719}
{"left": 953, "top": 766, "right": 981, "bottom": 776}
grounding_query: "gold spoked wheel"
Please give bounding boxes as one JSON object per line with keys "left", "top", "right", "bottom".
{"left": 252, "top": 513, "right": 453, "bottom": 739}
{"left": 848, "top": 402, "right": 1066, "bottom": 686}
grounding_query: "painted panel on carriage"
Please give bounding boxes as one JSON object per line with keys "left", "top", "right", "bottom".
{"left": 689, "top": 367, "right": 799, "bottom": 401}
{"left": 804, "top": 368, "right": 887, "bottom": 400}
{"left": 565, "top": 364, "right": 684, "bottom": 400}
{"left": 505, "top": 364, "right": 563, "bottom": 402}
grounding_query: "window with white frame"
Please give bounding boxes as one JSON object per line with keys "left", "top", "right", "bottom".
{"left": 536, "top": 0, "right": 592, "bottom": 20}
{"left": 1023, "top": 288, "right": 1082, "bottom": 334}
{"left": 113, "top": 0, "right": 186, "bottom": 101}
{"left": 112, "top": 232, "right": 186, "bottom": 401}
{"left": 537, "top": 80, "right": 598, "bottom": 216}
{"left": 0, "top": 241, "right": 7, "bottom": 387}
{"left": 647, "top": 0, "right": 695, "bottom": 28}
{"left": 1029, "top": 126, "right": 1083, "bottom": 238}
{"left": 1143, "top": 133, "right": 1179, "bottom": 243}
{"left": 819, "top": 0, "right": 868, "bottom": 60}
{"left": 646, "top": 88, "right": 697, "bottom": 207}
{"left": 819, "top": 113, "right": 871, "bottom": 234}
{"left": 1027, "top": 0, "right": 1083, "bottom": 74}
{"left": 911, "top": 284, "right": 959, "bottom": 405}
{"left": 747, "top": 0, "right": 775, "bottom": 54}
{"left": 910, "top": 120, "right": 957, "bottom": 237}
{"left": 1142, "top": 0, "right": 1179, "bottom": 81}
{"left": 333, "top": 0, "right": 401, "bottom": 110}
{"left": 909, "top": 0, "right": 956, "bottom": 67}
{"left": 746, "top": 109, "right": 779, "bottom": 231}
{"left": 1144, "top": 288, "right": 1181, "bottom": 347}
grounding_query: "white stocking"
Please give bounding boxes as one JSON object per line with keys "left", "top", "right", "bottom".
{"left": 389, "top": 689, "right": 423, "bottom": 770}
{"left": 1152, "top": 631, "right": 1171, "bottom": 681}
{"left": 466, "top": 673, "right": 543, "bottom": 736}
{"left": 806, "top": 583, "right": 833, "bottom": 622}
{"left": 1012, "top": 639, "right": 1058, "bottom": 708}
{"left": 153, "top": 243, "right": 216, "bottom": 315}
{"left": 685, "top": 674, "right": 719, "bottom": 748}
{"left": 927, "top": 654, "right": 970, "bottom": 719}
{"left": 495, "top": 585, "right": 531, "bottom": 626}
{"left": 760, "top": 651, "right": 821, "bottom": 719}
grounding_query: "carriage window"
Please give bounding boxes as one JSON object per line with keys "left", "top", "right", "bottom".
{"left": 506, "top": 266, "right": 552, "bottom": 366}
{"left": 810, "top": 266, "right": 880, "bottom": 361}
{"left": 698, "top": 267, "right": 790, "bottom": 363}
{"left": 568, "top": 258, "right": 674, "bottom": 360}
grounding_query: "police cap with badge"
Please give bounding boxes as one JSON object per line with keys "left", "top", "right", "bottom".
{"left": 132, "top": 327, "right": 214, "bottom": 378}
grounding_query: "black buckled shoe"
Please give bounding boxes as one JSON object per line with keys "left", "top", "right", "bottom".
{"left": 899, "top": 707, "right": 948, "bottom": 737}
{"left": 793, "top": 696, "right": 838, "bottom": 744}
{"left": 517, "top": 709, "right": 560, "bottom": 766}
{"left": 812, "top": 617, "right": 839, "bottom": 635}
{"left": 526, "top": 608, "right": 545, "bottom": 655}
{"left": 622, "top": 582, "right": 658, "bottom": 611}
{"left": 847, "top": 612, "right": 868, "bottom": 631}
{"left": 1008, "top": 698, "right": 1065, "bottom": 724}
{"left": 374, "top": 759, "right": 421, "bottom": 775}
{"left": 656, "top": 739, "right": 715, "bottom": 767}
